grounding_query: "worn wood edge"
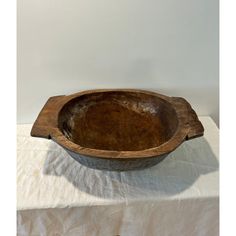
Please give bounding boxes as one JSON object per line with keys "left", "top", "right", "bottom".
{"left": 171, "top": 97, "right": 204, "bottom": 140}
{"left": 30, "top": 95, "right": 65, "bottom": 139}
{"left": 66, "top": 89, "right": 172, "bottom": 102}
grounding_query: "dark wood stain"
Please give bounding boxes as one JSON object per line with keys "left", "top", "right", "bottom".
{"left": 31, "top": 89, "right": 204, "bottom": 171}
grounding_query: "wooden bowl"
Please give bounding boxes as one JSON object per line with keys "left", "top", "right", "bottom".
{"left": 31, "top": 89, "right": 204, "bottom": 171}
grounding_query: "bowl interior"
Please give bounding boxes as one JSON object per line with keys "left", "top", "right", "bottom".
{"left": 58, "top": 91, "right": 178, "bottom": 151}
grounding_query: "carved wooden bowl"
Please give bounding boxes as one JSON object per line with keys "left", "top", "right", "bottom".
{"left": 31, "top": 89, "right": 204, "bottom": 171}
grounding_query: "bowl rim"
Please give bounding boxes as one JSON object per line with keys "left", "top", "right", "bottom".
{"left": 48, "top": 89, "right": 194, "bottom": 159}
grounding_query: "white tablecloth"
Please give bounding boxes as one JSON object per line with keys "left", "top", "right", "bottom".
{"left": 17, "top": 116, "right": 219, "bottom": 236}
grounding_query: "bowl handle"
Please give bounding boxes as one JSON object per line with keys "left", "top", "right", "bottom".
{"left": 30, "top": 95, "right": 65, "bottom": 139}
{"left": 172, "top": 97, "right": 204, "bottom": 140}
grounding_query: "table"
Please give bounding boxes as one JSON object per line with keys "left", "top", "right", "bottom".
{"left": 17, "top": 116, "right": 219, "bottom": 236}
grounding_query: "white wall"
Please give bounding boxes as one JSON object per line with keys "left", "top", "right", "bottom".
{"left": 17, "top": 0, "right": 219, "bottom": 125}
